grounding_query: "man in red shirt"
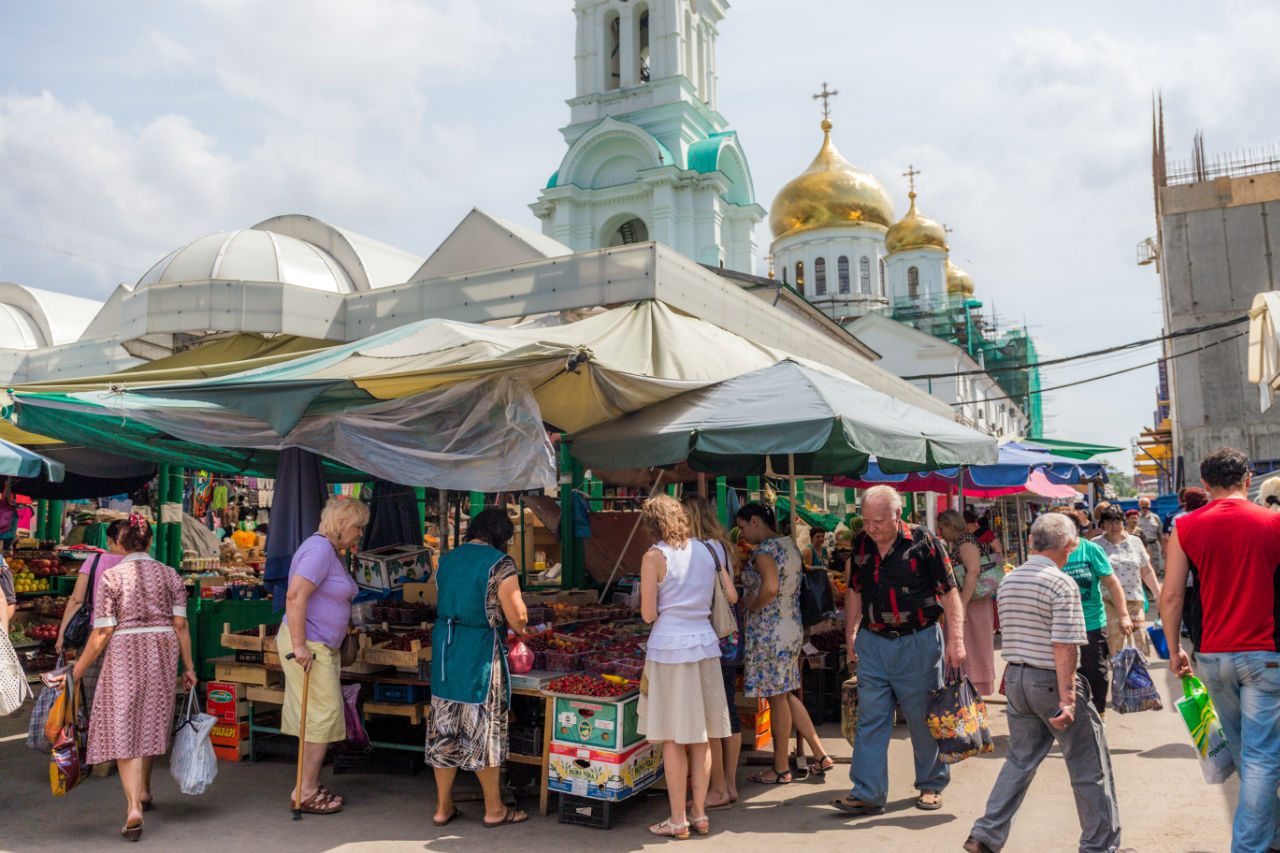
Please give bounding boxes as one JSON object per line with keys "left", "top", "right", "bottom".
{"left": 1160, "top": 447, "right": 1280, "bottom": 853}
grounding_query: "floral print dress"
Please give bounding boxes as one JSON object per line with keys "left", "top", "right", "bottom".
{"left": 742, "top": 537, "right": 803, "bottom": 698}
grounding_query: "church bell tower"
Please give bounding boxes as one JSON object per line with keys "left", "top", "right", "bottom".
{"left": 531, "top": 0, "right": 764, "bottom": 272}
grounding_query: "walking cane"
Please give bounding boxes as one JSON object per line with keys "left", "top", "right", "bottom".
{"left": 287, "top": 654, "right": 311, "bottom": 821}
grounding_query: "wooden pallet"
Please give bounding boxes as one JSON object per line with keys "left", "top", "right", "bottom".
{"left": 362, "top": 700, "right": 428, "bottom": 725}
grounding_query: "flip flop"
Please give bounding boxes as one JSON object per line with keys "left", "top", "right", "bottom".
{"left": 483, "top": 806, "right": 529, "bottom": 828}
{"left": 829, "top": 797, "right": 885, "bottom": 816}
{"left": 747, "top": 769, "right": 792, "bottom": 784}
{"left": 121, "top": 821, "right": 143, "bottom": 842}
{"left": 916, "top": 791, "right": 942, "bottom": 811}
{"left": 432, "top": 806, "right": 461, "bottom": 827}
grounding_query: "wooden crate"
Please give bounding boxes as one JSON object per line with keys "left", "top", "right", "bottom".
{"left": 362, "top": 700, "right": 428, "bottom": 725}
{"left": 213, "top": 657, "right": 281, "bottom": 687}
{"left": 263, "top": 650, "right": 281, "bottom": 668}
{"left": 220, "top": 622, "right": 266, "bottom": 652}
{"left": 360, "top": 634, "right": 431, "bottom": 668}
{"left": 245, "top": 685, "right": 285, "bottom": 705}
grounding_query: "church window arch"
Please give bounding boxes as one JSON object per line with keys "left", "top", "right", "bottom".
{"left": 605, "top": 10, "right": 621, "bottom": 91}
{"left": 636, "top": 6, "right": 650, "bottom": 83}
{"left": 795, "top": 261, "right": 804, "bottom": 293}
{"left": 879, "top": 259, "right": 886, "bottom": 292}
{"left": 814, "top": 257, "right": 827, "bottom": 296}
{"left": 603, "top": 214, "right": 649, "bottom": 247}
{"left": 838, "top": 256, "right": 850, "bottom": 294}
{"left": 859, "top": 256, "right": 871, "bottom": 293}
{"left": 908, "top": 266, "right": 919, "bottom": 300}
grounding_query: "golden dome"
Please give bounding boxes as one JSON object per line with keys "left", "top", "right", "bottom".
{"left": 769, "top": 120, "right": 895, "bottom": 240}
{"left": 946, "top": 260, "right": 975, "bottom": 298}
{"left": 885, "top": 191, "right": 947, "bottom": 254}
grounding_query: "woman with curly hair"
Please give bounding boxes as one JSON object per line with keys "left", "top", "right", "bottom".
{"left": 639, "top": 494, "right": 734, "bottom": 839}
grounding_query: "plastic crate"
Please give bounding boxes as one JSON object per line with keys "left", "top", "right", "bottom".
{"left": 526, "top": 606, "right": 552, "bottom": 625}
{"left": 372, "top": 682, "right": 429, "bottom": 704}
{"left": 611, "top": 658, "right": 644, "bottom": 680}
{"left": 234, "top": 650, "right": 265, "bottom": 664}
{"left": 510, "top": 725, "right": 543, "bottom": 756}
{"left": 580, "top": 652, "right": 616, "bottom": 676}
{"left": 542, "top": 650, "right": 582, "bottom": 672}
{"left": 558, "top": 792, "right": 618, "bottom": 830}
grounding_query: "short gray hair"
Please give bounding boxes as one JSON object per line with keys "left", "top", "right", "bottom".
{"left": 861, "top": 485, "right": 903, "bottom": 514}
{"left": 1030, "top": 513, "right": 1078, "bottom": 552}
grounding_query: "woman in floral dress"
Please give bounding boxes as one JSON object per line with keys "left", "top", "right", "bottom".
{"left": 72, "top": 515, "right": 196, "bottom": 842}
{"left": 735, "top": 503, "right": 833, "bottom": 784}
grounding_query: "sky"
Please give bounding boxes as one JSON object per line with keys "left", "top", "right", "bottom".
{"left": 3, "top": 0, "right": 1280, "bottom": 477}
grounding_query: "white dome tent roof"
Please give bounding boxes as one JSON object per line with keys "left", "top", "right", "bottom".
{"left": 137, "top": 229, "right": 357, "bottom": 293}
{"left": 0, "top": 282, "right": 104, "bottom": 350}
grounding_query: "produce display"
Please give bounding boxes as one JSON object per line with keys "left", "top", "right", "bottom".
{"left": 8, "top": 624, "right": 58, "bottom": 646}
{"left": 372, "top": 601, "right": 436, "bottom": 624}
{"left": 10, "top": 566, "right": 52, "bottom": 593}
{"left": 233, "top": 623, "right": 281, "bottom": 638}
{"left": 29, "top": 596, "right": 69, "bottom": 618}
{"left": 383, "top": 628, "right": 431, "bottom": 650}
{"left": 546, "top": 674, "right": 634, "bottom": 698}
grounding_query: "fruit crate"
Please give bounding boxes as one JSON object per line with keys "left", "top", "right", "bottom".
{"left": 220, "top": 623, "right": 269, "bottom": 653}
{"left": 541, "top": 650, "right": 582, "bottom": 672}
{"left": 580, "top": 652, "right": 616, "bottom": 677}
{"left": 557, "top": 792, "right": 620, "bottom": 830}
{"left": 359, "top": 634, "right": 431, "bottom": 668}
{"left": 510, "top": 724, "right": 543, "bottom": 757}
{"left": 610, "top": 657, "right": 644, "bottom": 681}
{"left": 372, "top": 682, "right": 429, "bottom": 704}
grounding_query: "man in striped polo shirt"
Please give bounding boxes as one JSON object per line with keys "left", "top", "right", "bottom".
{"left": 965, "top": 513, "right": 1131, "bottom": 853}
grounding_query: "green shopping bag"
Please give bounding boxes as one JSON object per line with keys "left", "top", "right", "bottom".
{"left": 1175, "top": 675, "right": 1234, "bottom": 784}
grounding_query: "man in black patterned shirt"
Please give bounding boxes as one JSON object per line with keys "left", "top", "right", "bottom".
{"left": 830, "top": 485, "right": 966, "bottom": 817}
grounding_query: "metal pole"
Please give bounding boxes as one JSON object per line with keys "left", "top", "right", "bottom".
{"left": 788, "top": 454, "right": 798, "bottom": 539}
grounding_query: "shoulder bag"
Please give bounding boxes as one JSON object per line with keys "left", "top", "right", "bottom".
{"left": 62, "top": 555, "right": 104, "bottom": 651}
{"left": 698, "top": 541, "right": 738, "bottom": 639}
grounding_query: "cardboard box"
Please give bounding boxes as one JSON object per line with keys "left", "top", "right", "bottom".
{"left": 401, "top": 581, "right": 437, "bottom": 606}
{"left": 551, "top": 693, "right": 642, "bottom": 750}
{"left": 206, "top": 682, "right": 249, "bottom": 724}
{"left": 210, "top": 721, "right": 250, "bottom": 748}
{"left": 353, "top": 544, "right": 434, "bottom": 591}
{"left": 213, "top": 741, "right": 250, "bottom": 762}
{"left": 547, "top": 740, "right": 662, "bottom": 802}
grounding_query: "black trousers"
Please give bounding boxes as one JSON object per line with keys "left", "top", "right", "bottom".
{"left": 1077, "top": 627, "right": 1110, "bottom": 715}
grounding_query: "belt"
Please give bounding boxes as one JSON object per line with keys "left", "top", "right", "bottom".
{"left": 113, "top": 626, "right": 175, "bottom": 637}
{"left": 1006, "top": 661, "right": 1054, "bottom": 672}
{"left": 867, "top": 623, "right": 934, "bottom": 640}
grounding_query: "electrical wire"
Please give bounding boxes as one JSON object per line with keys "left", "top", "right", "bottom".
{"left": 0, "top": 231, "right": 140, "bottom": 275}
{"left": 962, "top": 331, "right": 1246, "bottom": 406}
{"left": 901, "top": 315, "right": 1248, "bottom": 380}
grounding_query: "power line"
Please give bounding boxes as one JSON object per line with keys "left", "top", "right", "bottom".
{"left": 964, "top": 331, "right": 1245, "bottom": 406}
{"left": 901, "top": 315, "right": 1247, "bottom": 380}
{"left": 0, "top": 231, "right": 141, "bottom": 275}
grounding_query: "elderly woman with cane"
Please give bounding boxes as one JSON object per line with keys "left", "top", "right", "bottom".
{"left": 277, "top": 497, "right": 368, "bottom": 816}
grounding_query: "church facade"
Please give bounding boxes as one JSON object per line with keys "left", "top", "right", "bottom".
{"left": 530, "top": 0, "right": 764, "bottom": 272}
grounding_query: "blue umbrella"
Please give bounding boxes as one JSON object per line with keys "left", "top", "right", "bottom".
{"left": 0, "top": 435, "right": 64, "bottom": 482}
{"left": 842, "top": 443, "right": 1106, "bottom": 491}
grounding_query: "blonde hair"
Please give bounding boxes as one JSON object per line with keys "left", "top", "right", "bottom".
{"left": 318, "top": 497, "right": 370, "bottom": 538}
{"left": 681, "top": 494, "right": 738, "bottom": 568}
{"left": 936, "top": 509, "right": 966, "bottom": 538}
{"left": 641, "top": 494, "right": 690, "bottom": 548}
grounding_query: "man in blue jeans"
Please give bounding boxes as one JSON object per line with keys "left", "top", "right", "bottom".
{"left": 1162, "top": 447, "right": 1280, "bottom": 853}
{"left": 830, "top": 485, "right": 966, "bottom": 816}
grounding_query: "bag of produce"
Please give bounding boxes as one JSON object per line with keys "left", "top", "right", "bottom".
{"left": 49, "top": 672, "right": 90, "bottom": 795}
{"left": 341, "top": 683, "right": 369, "bottom": 752}
{"left": 27, "top": 658, "right": 69, "bottom": 751}
{"left": 1109, "top": 640, "right": 1162, "bottom": 713}
{"left": 43, "top": 672, "right": 80, "bottom": 744}
{"left": 507, "top": 637, "right": 534, "bottom": 674}
{"left": 925, "top": 668, "right": 993, "bottom": 764}
{"left": 1176, "top": 675, "right": 1234, "bottom": 785}
{"left": 0, "top": 629, "right": 31, "bottom": 716}
{"left": 169, "top": 687, "right": 218, "bottom": 795}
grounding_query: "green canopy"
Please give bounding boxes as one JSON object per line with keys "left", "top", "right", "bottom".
{"left": 568, "top": 360, "right": 998, "bottom": 476}
{"left": 1020, "top": 438, "right": 1124, "bottom": 461}
{"left": 772, "top": 496, "right": 843, "bottom": 533}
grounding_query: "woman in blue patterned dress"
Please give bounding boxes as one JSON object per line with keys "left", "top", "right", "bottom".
{"left": 735, "top": 503, "right": 833, "bottom": 784}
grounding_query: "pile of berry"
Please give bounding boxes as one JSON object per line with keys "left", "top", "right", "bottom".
{"left": 384, "top": 628, "right": 431, "bottom": 650}
{"left": 547, "top": 674, "right": 633, "bottom": 698}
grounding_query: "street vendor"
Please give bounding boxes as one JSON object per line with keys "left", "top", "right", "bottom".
{"left": 426, "top": 507, "right": 529, "bottom": 829}
{"left": 802, "top": 526, "right": 830, "bottom": 570}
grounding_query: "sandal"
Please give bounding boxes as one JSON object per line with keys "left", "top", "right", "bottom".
{"left": 829, "top": 796, "right": 885, "bottom": 816}
{"left": 482, "top": 806, "right": 529, "bottom": 828}
{"left": 690, "top": 814, "right": 710, "bottom": 836}
{"left": 294, "top": 789, "right": 343, "bottom": 815}
{"left": 916, "top": 790, "right": 942, "bottom": 811}
{"left": 316, "top": 785, "right": 344, "bottom": 808}
{"left": 747, "top": 769, "right": 793, "bottom": 784}
{"left": 810, "top": 755, "right": 836, "bottom": 775}
{"left": 121, "top": 821, "right": 143, "bottom": 842}
{"left": 433, "top": 806, "right": 461, "bottom": 827}
{"left": 648, "top": 818, "right": 691, "bottom": 840}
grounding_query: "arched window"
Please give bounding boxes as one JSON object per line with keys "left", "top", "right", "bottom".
{"left": 605, "top": 12, "right": 620, "bottom": 90}
{"left": 837, "top": 256, "right": 850, "bottom": 294}
{"left": 814, "top": 257, "right": 827, "bottom": 296}
{"left": 859, "top": 256, "right": 871, "bottom": 293}
{"left": 606, "top": 217, "right": 649, "bottom": 246}
{"left": 907, "top": 266, "right": 919, "bottom": 299}
{"left": 795, "top": 261, "right": 804, "bottom": 292}
{"left": 879, "top": 259, "right": 886, "bottom": 292}
{"left": 637, "top": 8, "right": 650, "bottom": 82}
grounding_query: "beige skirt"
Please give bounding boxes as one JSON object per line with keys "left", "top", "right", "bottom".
{"left": 638, "top": 657, "right": 731, "bottom": 745}
{"left": 276, "top": 622, "right": 347, "bottom": 744}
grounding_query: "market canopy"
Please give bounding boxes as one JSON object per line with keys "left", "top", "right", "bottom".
{"left": 1015, "top": 438, "right": 1123, "bottom": 461}
{"left": 566, "top": 360, "right": 998, "bottom": 477}
{"left": 1248, "top": 291, "right": 1280, "bottom": 411}
{"left": 0, "top": 435, "right": 64, "bottom": 482}
{"left": 836, "top": 443, "right": 1106, "bottom": 490}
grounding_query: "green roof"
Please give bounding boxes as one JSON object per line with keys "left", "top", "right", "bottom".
{"left": 688, "top": 132, "right": 735, "bottom": 174}
{"left": 1020, "top": 438, "right": 1124, "bottom": 460}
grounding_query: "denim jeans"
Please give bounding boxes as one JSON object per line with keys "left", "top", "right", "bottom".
{"left": 969, "top": 665, "right": 1121, "bottom": 853}
{"left": 848, "top": 624, "right": 947, "bottom": 805}
{"left": 1195, "top": 651, "right": 1280, "bottom": 853}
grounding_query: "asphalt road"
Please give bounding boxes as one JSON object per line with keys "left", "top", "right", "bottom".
{"left": 0, "top": 647, "right": 1234, "bottom": 853}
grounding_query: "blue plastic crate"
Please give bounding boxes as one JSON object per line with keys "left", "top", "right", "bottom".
{"left": 372, "top": 682, "right": 429, "bottom": 704}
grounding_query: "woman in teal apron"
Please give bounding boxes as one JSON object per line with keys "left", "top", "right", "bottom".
{"left": 426, "top": 508, "right": 529, "bottom": 828}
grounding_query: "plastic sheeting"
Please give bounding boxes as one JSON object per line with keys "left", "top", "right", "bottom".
{"left": 1248, "top": 291, "right": 1280, "bottom": 412}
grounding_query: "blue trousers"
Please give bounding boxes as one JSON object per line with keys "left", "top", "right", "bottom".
{"left": 848, "top": 624, "right": 948, "bottom": 805}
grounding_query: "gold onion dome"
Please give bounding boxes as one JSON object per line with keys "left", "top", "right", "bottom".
{"left": 769, "top": 119, "right": 895, "bottom": 240}
{"left": 885, "top": 191, "right": 948, "bottom": 254}
{"left": 946, "top": 260, "right": 975, "bottom": 298}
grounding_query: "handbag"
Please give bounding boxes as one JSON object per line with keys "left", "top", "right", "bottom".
{"left": 169, "top": 686, "right": 218, "bottom": 795}
{"left": 925, "top": 667, "right": 994, "bottom": 764}
{"left": 952, "top": 542, "right": 1004, "bottom": 600}
{"left": 339, "top": 631, "right": 359, "bottom": 667}
{"left": 699, "top": 541, "right": 738, "bottom": 639}
{"left": 1109, "top": 638, "right": 1162, "bottom": 713}
{"left": 0, "top": 627, "right": 32, "bottom": 716}
{"left": 28, "top": 658, "right": 69, "bottom": 750}
{"left": 62, "top": 554, "right": 103, "bottom": 651}
{"left": 49, "top": 671, "right": 91, "bottom": 795}
{"left": 1176, "top": 674, "right": 1234, "bottom": 784}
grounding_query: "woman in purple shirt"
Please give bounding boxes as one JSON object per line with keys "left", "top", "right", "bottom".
{"left": 277, "top": 497, "right": 368, "bottom": 816}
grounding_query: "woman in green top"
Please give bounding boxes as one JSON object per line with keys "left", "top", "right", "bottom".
{"left": 802, "top": 527, "right": 830, "bottom": 570}
{"left": 1050, "top": 507, "right": 1132, "bottom": 715}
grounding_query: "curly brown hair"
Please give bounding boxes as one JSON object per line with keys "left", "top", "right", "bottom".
{"left": 641, "top": 494, "right": 690, "bottom": 547}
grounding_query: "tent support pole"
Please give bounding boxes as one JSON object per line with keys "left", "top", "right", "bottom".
{"left": 716, "top": 477, "right": 728, "bottom": 528}
{"left": 788, "top": 454, "right": 798, "bottom": 539}
{"left": 437, "top": 490, "right": 450, "bottom": 556}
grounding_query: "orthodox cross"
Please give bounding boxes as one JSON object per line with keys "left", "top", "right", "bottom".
{"left": 764, "top": 253, "right": 775, "bottom": 278}
{"left": 902, "top": 164, "right": 921, "bottom": 193}
{"left": 812, "top": 82, "right": 838, "bottom": 119}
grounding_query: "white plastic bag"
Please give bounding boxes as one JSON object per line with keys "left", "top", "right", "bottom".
{"left": 0, "top": 631, "right": 32, "bottom": 716}
{"left": 170, "top": 688, "right": 218, "bottom": 795}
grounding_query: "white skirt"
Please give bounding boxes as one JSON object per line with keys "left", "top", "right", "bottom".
{"left": 638, "top": 657, "right": 732, "bottom": 745}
